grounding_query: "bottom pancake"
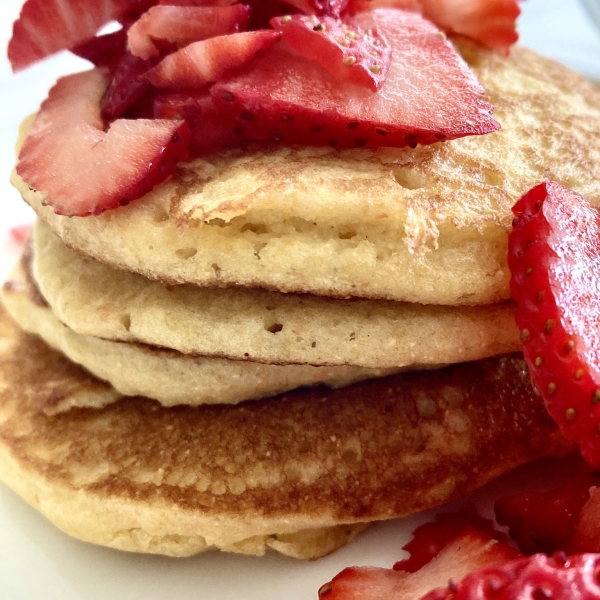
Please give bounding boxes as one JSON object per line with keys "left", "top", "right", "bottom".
{"left": 0, "top": 303, "right": 572, "bottom": 559}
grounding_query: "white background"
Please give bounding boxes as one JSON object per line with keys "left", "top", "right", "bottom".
{"left": 1, "top": 1, "right": 600, "bottom": 598}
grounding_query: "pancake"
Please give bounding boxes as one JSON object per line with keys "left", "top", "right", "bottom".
{"left": 0, "top": 301, "right": 572, "bottom": 558}
{"left": 1, "top": 249, "right": 396, "bottom": 410}
{"left": 33, "top": 220, "right": 520, "bottom": 369}
{"left": 14, "top": 43, "right": 600, "bottom": 306}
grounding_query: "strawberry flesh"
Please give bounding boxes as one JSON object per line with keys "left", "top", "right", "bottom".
{"left": 270, "top": 15, "right": 391, "bottom": 92}
{"left": 509, "top": 182, "right": 600, "bottom": 467}
{"left": 158, "top": 0, "right": 238, "bottom": 5}
{"left": 145, "top": 30, "right": 281, "bottom": 90}
{"left": 393, "top": 508, "right": 506, "bottom": 574}
{"left": 282, "top": 0, "right": 348, "bottom": 16}
{"left": 319, "top": 525, "right": 519, "bottom": 600}
{"left": 342, "top": 0, "right": 520, "bottom": 53}
{"left": 9, "top": 225, "right": 33, "bottom": 245}
{"left": 70, "top": 29, "right": 128, "bottom": 71}
{"left": 101, "top": 51, "right": 160, "bottom": 120}
{"left": 17, "top": 69, "right": 190, "bottom": 217}
{"left": 212, "top": 9, "right": 499, "bottom": 149}
{"left": 422, "top": 553, "right": 600, "bottom": 600}
{"left": 154, "top": 92, "right": 241, "bottom": 156}
{"left": 495, "top": 469, "right": 600, "bottom": 555}
{"left": 8, "top": 0, "right": 145, "bottom": 72}
{"left": 127, "top": 5, "right": 251, "bottom": 60}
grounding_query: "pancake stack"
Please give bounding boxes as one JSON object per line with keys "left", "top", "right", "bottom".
{"left": 1, "top": 40, "right": 599, "bottom": 558}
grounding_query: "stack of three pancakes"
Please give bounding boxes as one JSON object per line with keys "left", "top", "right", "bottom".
{"left": 0, "top": 42, "right": 596, "bottom": 559}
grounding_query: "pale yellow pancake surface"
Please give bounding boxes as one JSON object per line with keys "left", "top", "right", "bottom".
{"left": 0, "top": 303, "right": 572, "bottom": 558}
{"left": 33, "top": 220, "right": 520, "bottom": 368}
{"left": 2, "top": 251, "right": 395, "bottom": 409}
{"left": 15, "top": 43, "right": 600, "bottom": 305}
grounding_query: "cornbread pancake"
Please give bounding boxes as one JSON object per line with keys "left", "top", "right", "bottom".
{"left": 33, "top": 220, "right": 520, "bottom": 368}
{"left": 15, "top": 43, "right": 600, "bottom": 306}
{"left": 0, "top": 302, "right": 573, "bottom": 558}
{"left": 1, "top": 252, "right": 396, "bottom": 409}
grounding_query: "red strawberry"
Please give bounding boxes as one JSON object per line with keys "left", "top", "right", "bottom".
{"left": 9, "top": 224, "right": 33, "bottom": 245}
{"left": 508, "top": 182, "right": 600, "bottom": 467}
{"left": 69, "top": 29, "right": 128, "bottom": 71}
{"left": 495, "top": 469, "right": 600, "bottom": 555}
{"left": 154, "top": 92, "right": 241, "bottom": 156}
{"left": 282, "top": 0, "right": 348, "bottom": 16}
{"left": 419, "top": 0, "right": 520, "bottom": 54}
{"left": 422, "top": 553, "right": 600, "bottom": 600}
{"left": 319, "top": 527, "right": 519, "bottom": 600}
{"left": 570, "top": 487, "right": 600, "bottom": 554}
{"left": 343, "top": 0, "right": 520, "bottom": 53}
{"left": 158, "top": 0, "right": 238, "bottom": 4}
{"left": 211, "top": 9, "right": 498, "bottom": 149}
{"left": 8, "top": 0, "right": 146, "bottom": 72}
{"left": 127, "top": 5, "right": 251, "bottom": 59}
{"left": 270, "top": 15, "right": 391, "bottom": 92}
{"left": 393, "top": 508, "right": 506, "bottom": 574}
{"left": 17, "top": 69, "right": 190, "bottom": 217}
{"left": 145, "top": 30, "right": 281, "bottom": 90}
{"left": 101, "top": 51, "right": 160, "bottom": 120}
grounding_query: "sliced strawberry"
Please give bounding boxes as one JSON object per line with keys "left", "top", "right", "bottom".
{"left": 508, "top": 182, "right": 600, "bottom": 468}
{"left": 270, "top": 15, "right": 391, "bottom": 92}
{"left": 17, "top": 69, "right": 190, "bottom": 217}
{"left": 158, "top": 0, "right": 238, "bottom": 5}
{"left": 127, "top": 5, "right": 251, "bottom": 59}
{"left": 282, "top": 0, "right": 348, "bottom": 16}
{"left": 342, "top": 0, "right": 520, "bottom": 53}
{"left": 145, "top": 30, "right": 281, "bottom": 90}
{"left": 393, "top": 508, "right": 506, "bottom": 574}
{"left": 570, "top": 487, "right": 600, "bottom": 554}
{"left": 421, "top": 553, "right": 600, "bottom": 600}
{"left": 319, "top": 527, "right": 519, "bottom": 600}
{"left": 70, "top": 29, "right": 128, "bottom": 71}
{"left": 101, "top": 51, "right": 160, "bottom": 120}
{"left": 212, "top": 9, "right": 498, "bottom": 149}
{"left": 495, "top": 469, "right": 600, "bottom": 555}
{"left": 9, "top": 225, "right": 33, "bottom": 245}
{"left": 8, "top": 0, "right": 147, "bottom": 72}
{"left": 154, "top": 92, "right": 240, "bottom": 156}
{"left": 419, "top": 0, "right": 520, "bottom": 54}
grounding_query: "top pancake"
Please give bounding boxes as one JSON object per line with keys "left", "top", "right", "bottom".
{"left": 14, "top": 42, "right": 600, "bottom": 305}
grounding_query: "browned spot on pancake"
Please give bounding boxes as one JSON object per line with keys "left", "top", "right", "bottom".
{"left": 0, "top": 303, "right": 572, "bottom": 523}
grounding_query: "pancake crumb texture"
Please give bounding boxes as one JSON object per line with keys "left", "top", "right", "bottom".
{"left": 15, "top": 44, "right": 600, "bottom": 305}
{"left": 0, "top": 303, "right": 572, "bottom": 557}
{"left": 33, "top": 221, "right": 520, "bottom": 368}
{"left": 1, "top": 254, "right": 396, "bottom": 409}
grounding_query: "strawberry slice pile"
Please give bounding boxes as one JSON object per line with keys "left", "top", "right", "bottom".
{"left": 9, "top": 0, "right": 518, "bottom": 216}
{"left": 508, "top": 182, "right": 600, "bottom": 467}
{"left": 213, "top": 9, "right": 498, "bottom": 149}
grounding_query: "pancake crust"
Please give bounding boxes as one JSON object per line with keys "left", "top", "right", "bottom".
{"left": 0, "top": 302, "right": 572, "bottom": 558}
{"left": 33, "top": 220, "right": 520, "bottom": 368}
{"left": 14, "top": 43, "right": 600, "bottom": 305}
{"left": 1, "top": 250, "right": 395, "bottom": 409}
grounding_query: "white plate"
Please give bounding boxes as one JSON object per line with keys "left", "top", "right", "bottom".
{"left": 1, "top": 1, "right": 600, "bottom": 598}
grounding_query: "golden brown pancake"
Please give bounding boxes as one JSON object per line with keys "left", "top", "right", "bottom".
{"left": 33, "top": 220, "right": 520, "bottom": 368}
{"left": 14, "top": 43, "right": 600, "bottom": 305}
{"left": 0, "top": 301, "right": 572, "bottom": 558}
{"left": 2, "top": 250, "right": 396, "bottom": 409}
